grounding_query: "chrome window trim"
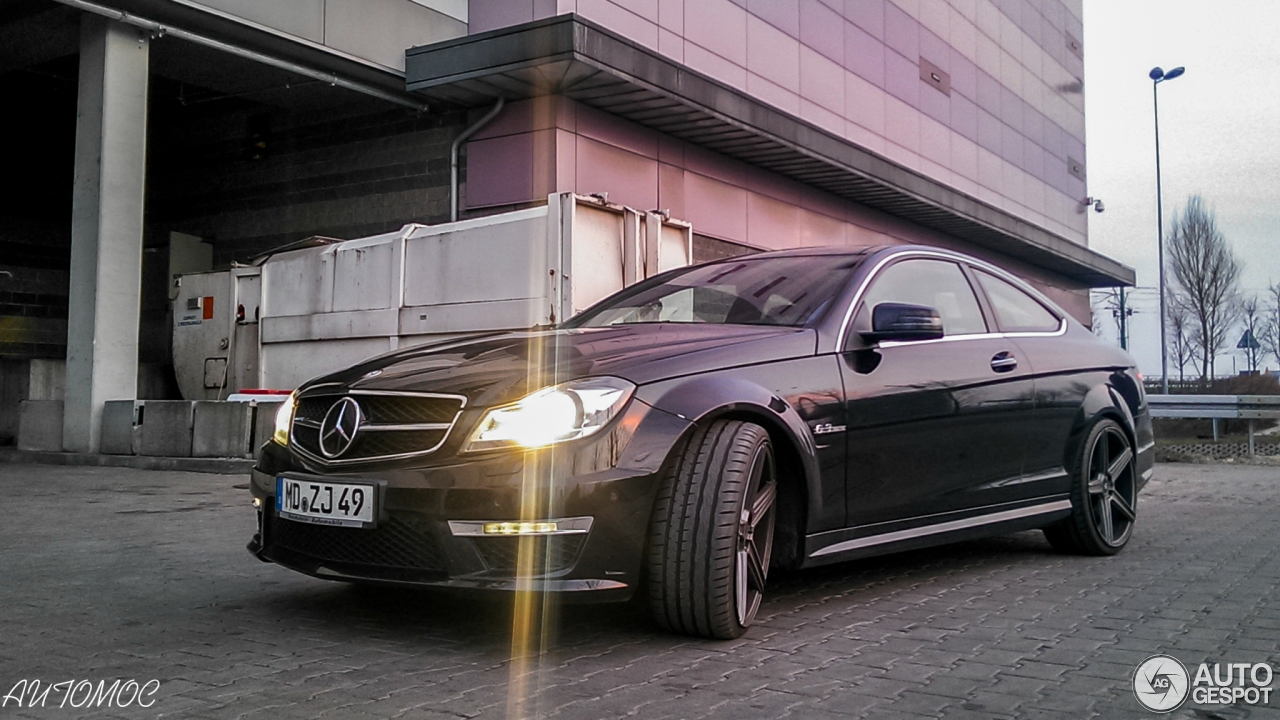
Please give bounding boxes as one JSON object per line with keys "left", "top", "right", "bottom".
{"left": 877, "top": 318, "right": 1067, "bottom": 349}
{"left": 289, "top": 389, "right": 468, "bottom": 466}
{"left": 837, "top": 248, "right": 1068, "bottom": 349}
{"left": 809, "top": 499, "right": 1072, "bottom": 558}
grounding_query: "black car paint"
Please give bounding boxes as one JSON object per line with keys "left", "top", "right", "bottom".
{"left": 249, "top": 245, "right": 1153, "bottom": 599}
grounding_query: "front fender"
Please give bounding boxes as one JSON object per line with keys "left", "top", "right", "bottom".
{"left": 634, "top": 374, "right": 824, "bottom": 527}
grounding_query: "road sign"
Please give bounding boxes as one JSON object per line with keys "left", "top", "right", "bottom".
{"left": 1238, "top": 329, "right": 1261, "bottom": 350}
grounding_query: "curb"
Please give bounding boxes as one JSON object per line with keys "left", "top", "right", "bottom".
{"left": 0, "top": 447, "right": 253, "bottom": 475}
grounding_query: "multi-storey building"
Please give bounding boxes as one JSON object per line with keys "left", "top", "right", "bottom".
{"left": 0, "top": 0, "right": 1129, "bottom": 451}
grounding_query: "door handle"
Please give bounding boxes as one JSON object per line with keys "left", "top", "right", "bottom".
{"left": 990, "top": 351, "right": 1018, "bottom": 373}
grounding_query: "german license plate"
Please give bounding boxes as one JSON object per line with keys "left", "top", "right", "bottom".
{"left": 276, "top": 476, "right": 375, "bottom": 527}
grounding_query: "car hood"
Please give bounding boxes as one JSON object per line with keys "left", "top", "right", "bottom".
{"left": 304, "top": 324, "right": 816, "bottom": 408}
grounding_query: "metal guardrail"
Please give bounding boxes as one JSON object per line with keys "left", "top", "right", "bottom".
{"left": 1147, "top": 395, "right": 1280, "bottom": 457}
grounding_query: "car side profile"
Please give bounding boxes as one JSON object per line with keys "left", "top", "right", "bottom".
{"left": 247, "top": 245, "right": 1154, "bottom": 639}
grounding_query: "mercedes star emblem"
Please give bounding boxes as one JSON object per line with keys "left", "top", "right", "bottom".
{"left": 318, "top": 397, "right": 362, "bottom": 458}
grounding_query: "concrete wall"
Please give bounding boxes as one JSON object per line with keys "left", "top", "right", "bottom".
{"left": 0, "top": 359, "right": 66, "bottom": 444}
{"left": 188, "top": 0, "right": 466, "bottom": 72}
{"left": 470, "top": 0, "right": 1088, "bottom": 247}
{"left": 466, "top": 95, "right": 1090, "bottom": 321}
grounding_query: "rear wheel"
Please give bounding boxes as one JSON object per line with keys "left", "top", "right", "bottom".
{"left": 1044, "top": 417, "right": 1137, "bottom": 555}
{"left": 648, "top": 420, "right": 777, "bottom": 639}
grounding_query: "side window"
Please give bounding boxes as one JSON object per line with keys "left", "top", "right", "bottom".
{"left": 859, "top": 259, "right": 988, "bottom": 336}
{"left": 974, "top": 270, "right": 1061, "bottom": 332}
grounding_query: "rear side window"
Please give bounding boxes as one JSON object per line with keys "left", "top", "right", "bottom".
{"left": 859, "top": 259, "right": 987, "bottom": 336}
{"left": 974, "top": 270, "right": 1060, "bottom": 332}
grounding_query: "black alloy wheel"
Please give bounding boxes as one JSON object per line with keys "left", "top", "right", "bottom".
{"left": 648, "top": 420, "right": 778, "bottom": 639}
{"left": 1045, "top": 417, "right": 1137, "bottom": 555}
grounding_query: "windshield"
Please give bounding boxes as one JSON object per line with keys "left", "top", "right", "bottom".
{"left": 567, "top": 254, "right": 861, "bottom": 328}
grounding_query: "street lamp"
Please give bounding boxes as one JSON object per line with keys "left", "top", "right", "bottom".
{"left": 1150, "top": 65, "right": 1184, "bottom": 394}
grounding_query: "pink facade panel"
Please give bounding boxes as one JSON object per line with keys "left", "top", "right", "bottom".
{"left": 745, "top": 0, "right": 797, "bottom": 38}
{"left": 682, "top": 171, "right": 747, "bottom": 242}
{"left": 573, "top": 104, "right": 659, "bottom": 159}
{"left": 844, "top": 0, "right": 884, "bottom": 37}
{"left": 746, "top": 15, "right": 799, "bottom": 90}
{"left": 466, "top": 134, "right": 535, "bottom": 208}
{"left": 577, "top": 0, "right": 660, "bottom": 51}
{"left": 575, "top": 137, "right": 659, "bottom": 211}
{"left": 844, "top": 20, "right": 885, "bottom": 87}
{"left": 746, "top": 192, "right": 800, "bottom": 250}
{"left": 468, "top": 0, "right": 535, "bottom": 34}
{"left": 683, "top": 0, "right": 746, "bottom": 66}
{"left": 799, "top": 0, "right": 843, "bottom": 65}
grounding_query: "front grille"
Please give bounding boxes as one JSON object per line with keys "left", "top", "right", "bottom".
{"left": 291, "top": 391, "right": 465, "bottom": 464}
{"left": 473, "top": 535, "right": 587, "bottom": 574}
{"left": 295, "top": 396, "right": 336, "bottom": 425}
{"left": 271, "top": 511, "right": 446, "bottom": 572}
{"left": 360, "top": 396, "right": 460, "bottom": 424}
{"left": 349, "top": 431, "right": 449, "bottom": 458}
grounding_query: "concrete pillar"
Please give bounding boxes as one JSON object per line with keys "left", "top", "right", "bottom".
{"left": 63, "top": 16, "right": 150, "bottom": 453}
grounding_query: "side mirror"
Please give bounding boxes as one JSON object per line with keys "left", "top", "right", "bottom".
{"left": 863, "top": 303, "right": 944, "bottom": 342}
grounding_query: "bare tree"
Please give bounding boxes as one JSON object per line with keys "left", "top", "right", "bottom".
{"left": 1238, "top": 295, "right": 1263, "bottom": 373}
{"left": 1168, "top": 298, "right": 1197, "bottom": 382}
{"left": 1261, "top": 281, "right": 1280, "bottom": 370}
{"left": 1165, "top": 195, "right": 1242, "bottom": 382}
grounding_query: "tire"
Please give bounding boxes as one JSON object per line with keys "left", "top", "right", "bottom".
{"left": 1044, "top": 417, "right": 1137, "bottom": 556}
{"left": 647, "top": 420, "right": 778, "bottom": 639}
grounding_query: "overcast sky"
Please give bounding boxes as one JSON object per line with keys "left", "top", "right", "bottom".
{"left": 1083, "top": 0, "right": 1280, "bottom": 377}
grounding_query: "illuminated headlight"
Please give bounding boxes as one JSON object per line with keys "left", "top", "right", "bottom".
{"left": 272, "top": 392, "right": 297, "bottom": 446}
{"left": 464, "top": 377, "right": 634, "bottom": 452}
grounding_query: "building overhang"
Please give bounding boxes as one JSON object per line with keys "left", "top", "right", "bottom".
{"left": 406, "top": 14, "right": 1133, "bottom": 287}
{"left": 65, "top": 0, "right": 411, "bottom": 95}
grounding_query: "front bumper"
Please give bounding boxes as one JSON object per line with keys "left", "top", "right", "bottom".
{"left": 248, "top": 466, "right": 656, "bottom": 601}
{"left": 246, "top": 400, "right": 691, "bottom": 601}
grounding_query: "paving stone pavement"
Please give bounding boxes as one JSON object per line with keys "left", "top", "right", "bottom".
{"left": 2, "top": 461, "right": 1279, "bottom": 720}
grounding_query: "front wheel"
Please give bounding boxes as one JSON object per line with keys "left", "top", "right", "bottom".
{"left": 647, "top": 420, "right": 777, "bottom": 639}
{"left": 1044, "top": 417, "right": 1137, "bottom": 555}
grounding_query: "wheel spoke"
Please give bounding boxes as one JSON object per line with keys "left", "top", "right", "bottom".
{"left": 750, "top": 480, "right": 777, "bottom": 528}
{"left": 746, "top": 542, "right": 768, "bottom": 591}
{"left": 1097, "top": 432, "right": 1111, "bottom": 475}
{"left": 1107, "top": 447, "right": 1133, "bottom": 482}
{"left": 735, "top": 550, "right": 749, "bottom": 625}
{"left": 1088, "top": 473, "right": 1107, "bottom": 495}
{"left": 1097, "top": 493, "right": 1114, "bottom": 543}
{"left": 1112, "top": 492, "right": 1136, "bottom": 522}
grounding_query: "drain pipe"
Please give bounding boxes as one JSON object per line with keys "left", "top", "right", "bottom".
{"left": 51, "top": 0, "right": 430, "bottom": 113}
{"left": 450, "top": 97, "right": 505, "bottom": 222}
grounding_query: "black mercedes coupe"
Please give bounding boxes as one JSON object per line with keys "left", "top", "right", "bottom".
{"left": 248, "top": 245, "right": 1153, "bottom": 639}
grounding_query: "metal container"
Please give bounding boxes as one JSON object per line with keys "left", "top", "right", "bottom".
{"left": 172, "top": 193, "right": 692, "bottom": 397}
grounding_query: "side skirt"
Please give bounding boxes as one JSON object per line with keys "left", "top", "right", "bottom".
{"left": 802, "top": 498, "right": 1072, "bottom": 568}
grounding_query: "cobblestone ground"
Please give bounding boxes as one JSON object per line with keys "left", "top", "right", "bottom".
{"left": 1, "top": 462, "right": 1278, "bottom": 720}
